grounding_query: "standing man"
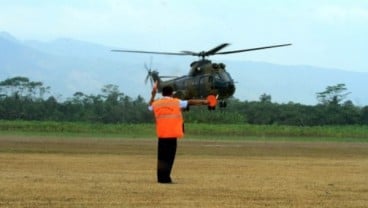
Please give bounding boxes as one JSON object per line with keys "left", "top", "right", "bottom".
{"left": 149, "top": 85, "right": 211, "bottom": 183}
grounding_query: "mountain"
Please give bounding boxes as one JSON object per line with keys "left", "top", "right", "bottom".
{"left": 1, "top": 32, "right": 145, "bottom": 100}
{"left": 1, "top": 31, "right": 367, "bottom": 105}
{"left": 227, "top": 61, "right": 368, "bottom": 105}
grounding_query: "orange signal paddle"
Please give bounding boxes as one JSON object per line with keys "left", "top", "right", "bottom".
{"left": 207, "top": 95, "right": 217, "bottom": 108}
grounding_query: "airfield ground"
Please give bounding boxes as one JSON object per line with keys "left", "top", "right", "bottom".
{"left": 0, "top": 136, "right": 367, "bottom": 208}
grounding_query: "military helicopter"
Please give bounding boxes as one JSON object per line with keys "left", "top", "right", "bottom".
{"left": 111, "top": 43, "right": 291, "bottom": 108}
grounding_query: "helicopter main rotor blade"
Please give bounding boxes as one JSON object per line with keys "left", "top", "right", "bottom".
{"left": 216, "top": 43, "right": 292, "bottom": 55}
{"left": 180, "top": 50, "right": 198, "bottom": 56}
{"left": 180, "top": 43, "right": 230, "bottom": 57}
{"left": 111, "top": 49, "right": 187, "bottom": 56}
{"left": 112, "top": 43, "right": 291, "bottom": 58}
{"left": 205, "top": 43, "right": 230, "bottom": 56}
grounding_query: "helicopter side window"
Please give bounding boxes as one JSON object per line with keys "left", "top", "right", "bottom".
{"left": 214, "top": 73, "right": 221, "bottom": 80}
{"left": 214, "top": 72, "right": 231, "bottom": 81}
{"left": 219, "top": 72, "right": 231, "bottom": 81}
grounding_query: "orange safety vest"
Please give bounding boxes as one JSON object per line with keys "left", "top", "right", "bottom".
{"left": 152, "top": 98, "right": 184, "bottom": 138}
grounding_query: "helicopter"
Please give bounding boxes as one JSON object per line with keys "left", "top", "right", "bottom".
{"left": 111, "top": 43, "right": 291, "bottom": 109}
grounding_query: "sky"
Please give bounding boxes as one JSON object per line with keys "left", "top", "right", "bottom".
{"left": 0, "top": 0, "right": 368, "bottom": 72}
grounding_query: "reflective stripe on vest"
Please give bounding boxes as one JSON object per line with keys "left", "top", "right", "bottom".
{"left": 152, "top": 98, "right": 184, "bottom": 138}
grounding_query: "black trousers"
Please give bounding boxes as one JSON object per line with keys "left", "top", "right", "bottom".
{"left": 157, "top": 138, "right": 177, "bottom": 183}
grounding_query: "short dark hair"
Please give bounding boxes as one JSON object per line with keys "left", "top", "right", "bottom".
{"left": 162, "top": 86, "right": 173, "bottom": 96}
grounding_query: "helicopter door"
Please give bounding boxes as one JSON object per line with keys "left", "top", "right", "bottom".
{"left": 199, "top": 76, "right": 209, "bottom": 98}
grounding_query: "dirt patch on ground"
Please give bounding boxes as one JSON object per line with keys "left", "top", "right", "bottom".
{"left": 1, "top": 136, "right": 367, "bottom": 207}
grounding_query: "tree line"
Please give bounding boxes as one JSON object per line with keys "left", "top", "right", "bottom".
{"left": 1, "top": 76, "right": 367, "bottom": 126}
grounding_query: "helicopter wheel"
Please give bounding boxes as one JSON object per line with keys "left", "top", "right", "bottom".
{"left": 219, "top": 100, "right": 227, "bottom": 108}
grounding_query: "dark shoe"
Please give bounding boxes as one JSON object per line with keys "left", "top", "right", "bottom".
{"left": 158, "top": 178, "right": 173, "bottom": 184}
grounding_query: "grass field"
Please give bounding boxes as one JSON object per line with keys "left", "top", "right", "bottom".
{"left": 1, "top": 134, "right": 368, "bottom": 208}
{"left": 1, "top": 120, "right": 368, "bottom": 140}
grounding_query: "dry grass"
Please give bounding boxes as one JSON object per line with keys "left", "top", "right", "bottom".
{"left": 0, "top": 136, "right": 368, "bottom": 208}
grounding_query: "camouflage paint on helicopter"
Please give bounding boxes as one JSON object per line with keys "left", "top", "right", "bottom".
{"left": 112, "top": 43, "right": 291, "bottom": 108}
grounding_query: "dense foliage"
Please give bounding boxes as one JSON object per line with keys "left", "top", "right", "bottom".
{"left": 1, "top": 76, "right": 368, "bottom": 126}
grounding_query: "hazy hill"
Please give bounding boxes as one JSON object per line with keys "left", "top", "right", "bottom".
{"left": 1, "top": 31, "right": 367, "bottom": 105}
{"left": 227, "top": 61, "right": 368, "bottom": 105}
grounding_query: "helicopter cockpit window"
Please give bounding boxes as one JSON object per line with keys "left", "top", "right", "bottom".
{"left": 214, "top": 73, "right": 221, "bottom": 80}
{"left": 219, "top": 63, "right": 226, "bottom": 69}
{"left": 219, "top": 72, "right": 231, "bottom": 81}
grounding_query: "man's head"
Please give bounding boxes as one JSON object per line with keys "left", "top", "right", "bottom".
{"left": 162, "top": 86, "right": 174, "bottom": 96}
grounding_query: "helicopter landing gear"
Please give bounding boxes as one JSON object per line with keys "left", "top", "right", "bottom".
{"left": 219, "top": 100, "right": 227, "bottom": 108}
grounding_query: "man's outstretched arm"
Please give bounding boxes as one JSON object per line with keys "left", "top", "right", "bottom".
{"left": 188, "top": 99, "right": 208, "bottom": 106}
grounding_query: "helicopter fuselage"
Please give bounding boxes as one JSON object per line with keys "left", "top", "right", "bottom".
{"left": 112, "top": 42, "right": 291, "bottom": 108}
{"left": 157, "top": 59, "right": 235, "bottom": 101}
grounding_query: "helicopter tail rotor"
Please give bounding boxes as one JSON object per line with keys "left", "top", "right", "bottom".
{"left": 144, "top": 63, "right": 152, "bottom": 86}
{"left": 144, "top": 63, "right": 162, "bottom": 88}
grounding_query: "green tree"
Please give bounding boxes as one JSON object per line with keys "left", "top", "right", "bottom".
{"left": 361, "top": 106, "right": 368, "bottom": 124}
{"left": 0, "top": 76, "right": 50, "bottom": 100}
{"left": 259, "top": 93, "right": 272, "bottom": 103}
{"left": 316, "top": 83, "right": 350, "bottom": 106}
